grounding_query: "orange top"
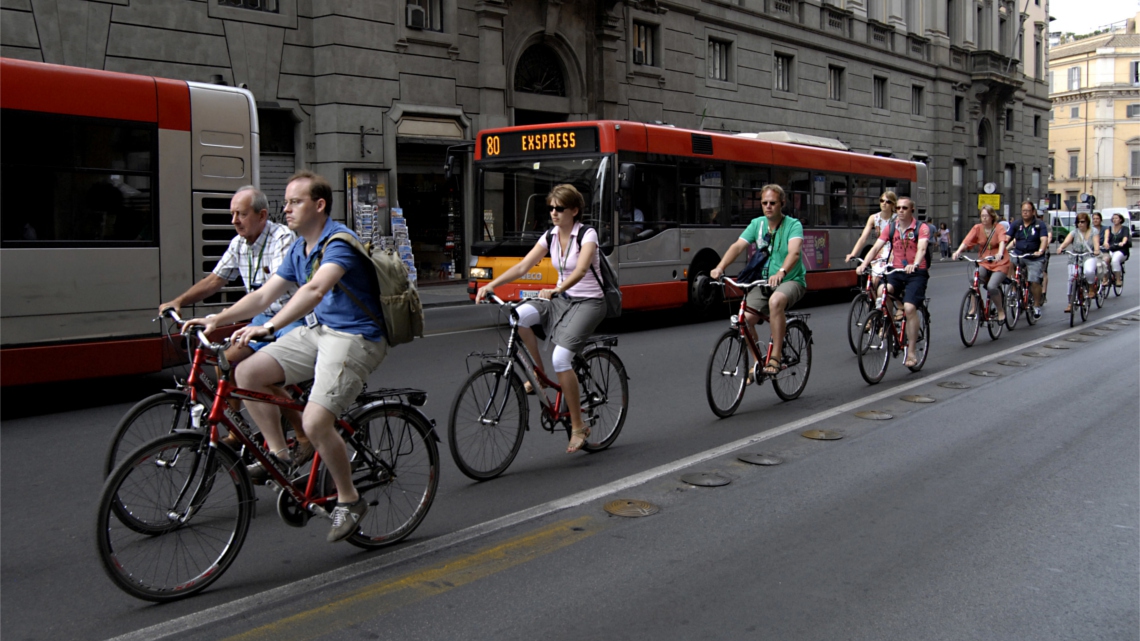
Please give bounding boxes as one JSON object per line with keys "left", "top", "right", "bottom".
{"left": 962, "top": 224, "right": 1010, "bottom": 274}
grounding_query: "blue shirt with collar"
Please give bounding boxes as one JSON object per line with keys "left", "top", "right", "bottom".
{"left": 1008, "top": 219, "right": 1049, "bottom": 258}
{"left": 276, "top": 217, "right": 385, "bottom": 342}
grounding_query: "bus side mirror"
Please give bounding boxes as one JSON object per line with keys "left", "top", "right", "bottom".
{"left": 619, "top": 163, "right": 635, "bottom": 190}
{"left": 444, "top": 155, "right": 457, "bottom": 181}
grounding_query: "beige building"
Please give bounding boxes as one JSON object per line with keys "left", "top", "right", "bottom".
{"left": 1047, "top": 14, "right": 1140, "bottom": 211}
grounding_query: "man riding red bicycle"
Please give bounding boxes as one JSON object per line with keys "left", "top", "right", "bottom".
{"left": 856, "top": 197, "right": 930, "bottom": 368}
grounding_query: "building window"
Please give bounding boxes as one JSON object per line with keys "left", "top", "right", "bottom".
{"left": 1132, "top": 61, "right": 1140, "bottom": 86}
{"left": 1127, "top": 104, "right": 1140, "bottom": 118}
{"left": 1005, "top": 109, "right": 1014, "bottom": 131}
{"left": 405, "top": 0, "right": 442, "bottom": 31}
{"left": 828, "top": 65, "right": 844, "bottom": 101}
{"left": 633, "top": 22, "right": 657, "bottom": 66}
{"left": 1067, "top": 66, "right": 1081, "bottom": 91}
{"left": 1132, "top": 149, "right": 1140, "bottom": 177}
{"left": 874, "top": 76, "right": 888, "bottom": 110}
{"left": 1071, "top": 106, "right": 1080, "bottom": 119}
{"left": 774, "top": 54, "right": 794, "bottom": 93}
{"left": 954, "top": 96, "right": 963, "bottom": 121}
{"left": 709, "top": 38, "right": 730, "bottom": 81}
{"left": 515, "top": 44, "right": 566, "bottom": 96}
{"left": 1048, "top": 156, "right": 1054, "bottom": 179}
{"left": 947, "top": 0, "right": 958, "bottom": 43}
{"left": 911, "top": 85, "right": 924, "bottom": 116}
{"left": 219, "top": 0, "right": 279, "bottom": 12}
{"left": 1049, "top": 108, "right": 1054, "bottom": 121}
{"left": 1034, "top": 39, "right": 1043, "bottom": 79}
{"left": 1034, "top": 115, "right": 1041, "bottom": 136}
{"left": 1069, "top": 154, "right": 1079, "bottom": 179}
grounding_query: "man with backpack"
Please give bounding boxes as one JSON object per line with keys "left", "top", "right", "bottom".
{"left": 856, "top": 197, "right": 931, "bottom": 368}
{"left": 185, "top": 170, "right": 387, "bottom": 543}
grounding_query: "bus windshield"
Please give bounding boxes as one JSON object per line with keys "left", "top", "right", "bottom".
{"left": 475, "top": 155, "right": 612, "bottom": 255}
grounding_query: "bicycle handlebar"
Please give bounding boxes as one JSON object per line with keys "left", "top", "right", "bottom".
{"left": 957, "top": 255, "right": 998, "bottom": 264}
{"left": 159, "top": 307, "right": 229, "bottom": 353}
{"left": 1063, "top": 250, "right": 1093, "bottom": 257}
{"left": 714, "top": 277, "right": 773, "bottom": 293}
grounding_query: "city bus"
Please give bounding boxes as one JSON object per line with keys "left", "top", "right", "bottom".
{"left": 467, "top": 121, "right": 928, "bottom": 311}
{"left": 0, "top": 58, "right": 259, "bottom": 386}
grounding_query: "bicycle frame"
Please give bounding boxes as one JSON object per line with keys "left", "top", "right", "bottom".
{"left": 962, "top": 257, "right": 999, "bottom": 323}
{"left": 723, "top": 280, "right": 780, "bottom": 373}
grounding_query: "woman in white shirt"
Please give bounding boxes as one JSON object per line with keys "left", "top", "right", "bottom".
{"left": 476, "top": 184, "right": 606, "bottom": 453}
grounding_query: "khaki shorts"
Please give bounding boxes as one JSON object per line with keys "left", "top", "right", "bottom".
{"left": 745, "top": 279, "right": 806, "bottom": 317}
{"left": 259, "top": 324, "right": 387, "bottom": 417}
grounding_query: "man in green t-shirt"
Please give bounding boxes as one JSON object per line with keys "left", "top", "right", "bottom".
{"left": 711, "top": 184, "right": 806, "bottom": 376}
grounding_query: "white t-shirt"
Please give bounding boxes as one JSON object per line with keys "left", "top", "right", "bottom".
{"left": 539, "top": 223, "right": 604, "bottom": 299}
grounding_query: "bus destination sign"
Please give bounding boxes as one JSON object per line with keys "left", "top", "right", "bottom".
{"left": 483, "top": 127, "right": 598, "bottom": 158}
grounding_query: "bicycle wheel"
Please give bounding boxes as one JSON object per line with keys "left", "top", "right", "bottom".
{"left": 344, "top": 404, "right": 439, "bottom": 549}
{"left": 857, "top": 310, "right": 891, "bottom": 385}
{"left": 1024, "top": 284, "right": 1039, "bottom": 325}
{"left": 1096, "top": 278, "right": 1108, "bottom": 308}
{"left": 1003, "top": 282, "right": 1021, "bottom": 330}
{"left": 1069, "top": 287, "right": 1080, "bottom": 327}
{"left": 577, "top": 348, "right": 629, "bottom": 452}
{"left": 986, "top": 297, "right": 1003, "bottom": 340}
{"left": 908, "top": 305, "right": 931, "bottom": 372}
{"left": 1080, "top": 286, "right": 1089, "bottom": 322}
{"left": 1113, "top": 271, "right": 1123, "bottom": 297}
{"left": 448, "top": 363, "right": 528, "bottom": 481}
{"left": 958, "top": 290, "right": 981, "bottom": 347}
{"left": 104, "top": 392, "right": 195, "bottom": 477}
{"left": 95, "top": 433, "right": 252, "bottom": 602}
{"left": 773, "top": 320, "right": 812, "bottom": 401}
{"left": 705, "top": 330, "right": 749, "bottom": 418}
{"left": 846, "top": 293, "right": 872, "bottom": 355}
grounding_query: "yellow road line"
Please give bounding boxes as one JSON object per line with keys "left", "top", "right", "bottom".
{"left": 223, "top": 516, "right": 599, "bottom": 641}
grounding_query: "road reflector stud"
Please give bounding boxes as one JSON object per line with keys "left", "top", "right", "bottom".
{"left": 1064, "top": 337, "right": 1088, "bottom": 342}
{"left": 802, "top": 429, "right": 844, "bottom": 440}
{"left": 997, "top": 360, "right": 1027, "bottom": 367}
{"left": 901, "top": 395, "right": 936, "bottom": 403}
{"left": 1043, "top": 344, "right": 1070, "bottom": 350}
{"left": 680, "top": 472, "right": 731, "bottom": 487}
{"left": 1097, "top": 325, "right": 1118, "bottom": 331}
{"left": 970, "top": 370, "right": 1000, "bottom": 377}
{"left": 604, "top": 499, "right": 660, "bottom": 517}
{"left": 938, "top": 381, "right": 972, "bottom": 389}
{"left": 1125, "top": 315, "right": 1139, "bottom": 321}
{"left": 738, "top": 453, "right": 783, "bottom": 466}
{"left": 1080, "top": 331, "right": 1103, "bottom": 337}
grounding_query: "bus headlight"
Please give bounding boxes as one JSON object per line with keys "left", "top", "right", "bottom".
{"left": 469, "top": 267, "right": 493, "bottom": 280}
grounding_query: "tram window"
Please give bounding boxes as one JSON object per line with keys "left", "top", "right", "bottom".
{"left": 1, "top": 109, "right": 157, "bottom": 246}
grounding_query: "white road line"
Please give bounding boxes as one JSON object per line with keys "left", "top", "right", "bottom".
{"left": 105, "top": 305, "right": 1139, "bottom": 641}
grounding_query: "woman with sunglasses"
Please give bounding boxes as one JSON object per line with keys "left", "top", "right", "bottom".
{"left": 1056, "top": 212, "right": 1101, "bottom": 312}
{"left": 845, "top": 191, "right": 898, "bottom": 286}
{"left": 475, "top": 184, "right": 605, "bottom": 454}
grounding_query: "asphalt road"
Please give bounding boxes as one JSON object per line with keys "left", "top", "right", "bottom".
{"left": 1, "top": 260, "right": 1137, "bottom": 641}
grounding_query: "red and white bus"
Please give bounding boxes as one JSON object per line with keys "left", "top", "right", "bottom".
{"left": 467, "top": 121, "right": 928, "bottom": 310}
{"left": 0, "top": 58, "right": 259, "bottom": 386}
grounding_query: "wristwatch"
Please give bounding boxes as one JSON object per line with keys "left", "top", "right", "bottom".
{"left": 777, "top": 267, "right": 786, "bottom": 274}
{"left": 263, "top": 321, "right": 276, "bottom": 334}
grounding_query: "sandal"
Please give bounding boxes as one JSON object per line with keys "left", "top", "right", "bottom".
{"left": 762, "top": 358, "right": 780, "bottom": 376}
{"left": 904, "top": 356, "right": 918, "bottom": 368}
{"left": 567, "top": 427, "right": 590, "bottom": 454}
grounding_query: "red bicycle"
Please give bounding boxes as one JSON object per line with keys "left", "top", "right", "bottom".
{"left": 956, "top": 255, "right": 1004, "bottom": 346}
{"left": 855, "top": 265, "right": 931, "bottom": 384}
{"left": 95, "top": 319, "right": 440, "bottom": 602}
{"left": 705, "top": 277, "right": 813, "bottom": 417}
{"left": 1004, "top": 251, "right": 1039, "bottom": 329}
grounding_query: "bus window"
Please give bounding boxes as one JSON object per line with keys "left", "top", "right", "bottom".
{"left": 620, "top": 163, "right": 676, "bottom": 243}
{"left": 826, "top": 174, "right": 850, "bottom": 227}
{"left": 1, "top": 110, "right": 157, "bottom": 246}
{"left": 850, "top": 176, "right": 881, "bottom": 226}
{"left": 729, "top": 165, "right": 770, "bottom": 225}
{"left": 774, "top": 168, "right": 811, "bottom": 222}
{"left": 680, "top": 161, "right": 725, "bottom": 225}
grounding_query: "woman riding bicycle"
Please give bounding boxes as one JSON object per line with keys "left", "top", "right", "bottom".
{"left": 475, "top": 184, "right": 605, "bottom": 454}
{"left": 844, "top": 190, "right": 897, "bottom": 289}
{"left": 1056, "top": 211, "right": 1101, "bottom": 312}
{"left": 1104, "top": 212, "right": 1131, "bottom": 287}
{"left": 952, "top": 204, "right": 1009, "bottom": 322}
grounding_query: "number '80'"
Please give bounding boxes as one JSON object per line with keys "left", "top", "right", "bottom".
{"left": 485, "top": 136, "right": 500, "bottom": 156}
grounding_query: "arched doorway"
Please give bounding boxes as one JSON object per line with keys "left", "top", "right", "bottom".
{"left": 512, "top": 42, "right": 575, "bottom": 125}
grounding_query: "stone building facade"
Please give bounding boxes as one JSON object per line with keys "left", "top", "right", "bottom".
{"left": 1047, "top": 15, "right": 1140, "bottom": 212}
{"left": 1, "top": 0, "right": 1050, "bottom": 280}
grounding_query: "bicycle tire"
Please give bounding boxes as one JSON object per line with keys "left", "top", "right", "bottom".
{"left": 1069, "top": 287, "right": 1080, "bottom": 327}
{"left": 1080, "top": 287, "right": 1089, "bottom": 322}
{"left": 773, "top": 320, "right": 812, "bottom": 401}
{"left": 344, "top": 404, "right": 440, "bottom": 549}
{"left": 857, "top": 310, "right": 890, "bottom": 385}
{"left": 705, "top": 330, "right": 749, "bottom": 418}
{"left": 1096, "top": 279, "right": 1108, "bottom": 308}
{"left": 1024, "top": 283, "right": 1039, "bottom": 326}
{"left": 986, "top": 297, "right": 1003, "bottom": 340}
{"left": 577, "top": 348, "right": 629, "bottom": 452}
{"left": 104, "top": 391, "right": 195, "bottom": 478}
{"left": 95, "top": 433, "right": 252, "bottom": 602}
{"left": 1003, "top": 282, "right": 1020, "bottom": 330}
{"left": 908, "top": 305, "right": 931, "bottom": 372}
{"left": 958, "top": 290, "right": 981, "bottom": 347}
{"left": 1113, "top": 273, "right": 1123, "bottom": 297}
{"left": 846, "top": 293, "right": 872, "bottom": 355}
{"left": 447, "top": 363, "right": 528, "bottom": 481}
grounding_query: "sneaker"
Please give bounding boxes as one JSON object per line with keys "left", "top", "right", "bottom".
{"left": 290, "top": 441, "right": 315, "bottom": 474}
{"left": 327, "top": 496, "right": 369, "bottom": 543}
{"left": 246, "top": 453, "right": 289, "bottom": 486}
{"left": 1032, "top": 306, "right": 1041, "bottom": 319}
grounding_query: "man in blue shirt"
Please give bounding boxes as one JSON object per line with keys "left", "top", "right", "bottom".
{"left": 188, "top": 170, "right": 387, "bottom": 543}
{"left": 1008, "top": 201, "right": 1050, "bottom": 318}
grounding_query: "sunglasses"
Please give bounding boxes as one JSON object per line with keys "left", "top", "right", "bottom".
{"left": 761, "top": 201, "right": 780, "bottom": 206}
{"left": 880, "top": 199, "right": 893, "bottom": 204}
{"left": 549, "top": 205, "right": 568, "bottom": 212}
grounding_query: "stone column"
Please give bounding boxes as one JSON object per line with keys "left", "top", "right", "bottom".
{"left": 475, "top": 1, "right": 509, "bottom": 131}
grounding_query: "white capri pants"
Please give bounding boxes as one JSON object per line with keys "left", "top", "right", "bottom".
{"left": 1109, "top": 251, "right": 1127, "bottom": 273}
{"left": 1067, "top": 258, "right": 1098, "bottom": 294}
{"left": 512, "top": 303, "right": 576, "bottom": 373}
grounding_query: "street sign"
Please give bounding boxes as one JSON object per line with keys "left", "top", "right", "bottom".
{"left": 978, "top": 194, "right": 1001, "bottom": 210}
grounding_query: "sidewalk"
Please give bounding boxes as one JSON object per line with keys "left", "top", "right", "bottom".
{"left": 417, "top": 279, "right": 472, "bottom": 308}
